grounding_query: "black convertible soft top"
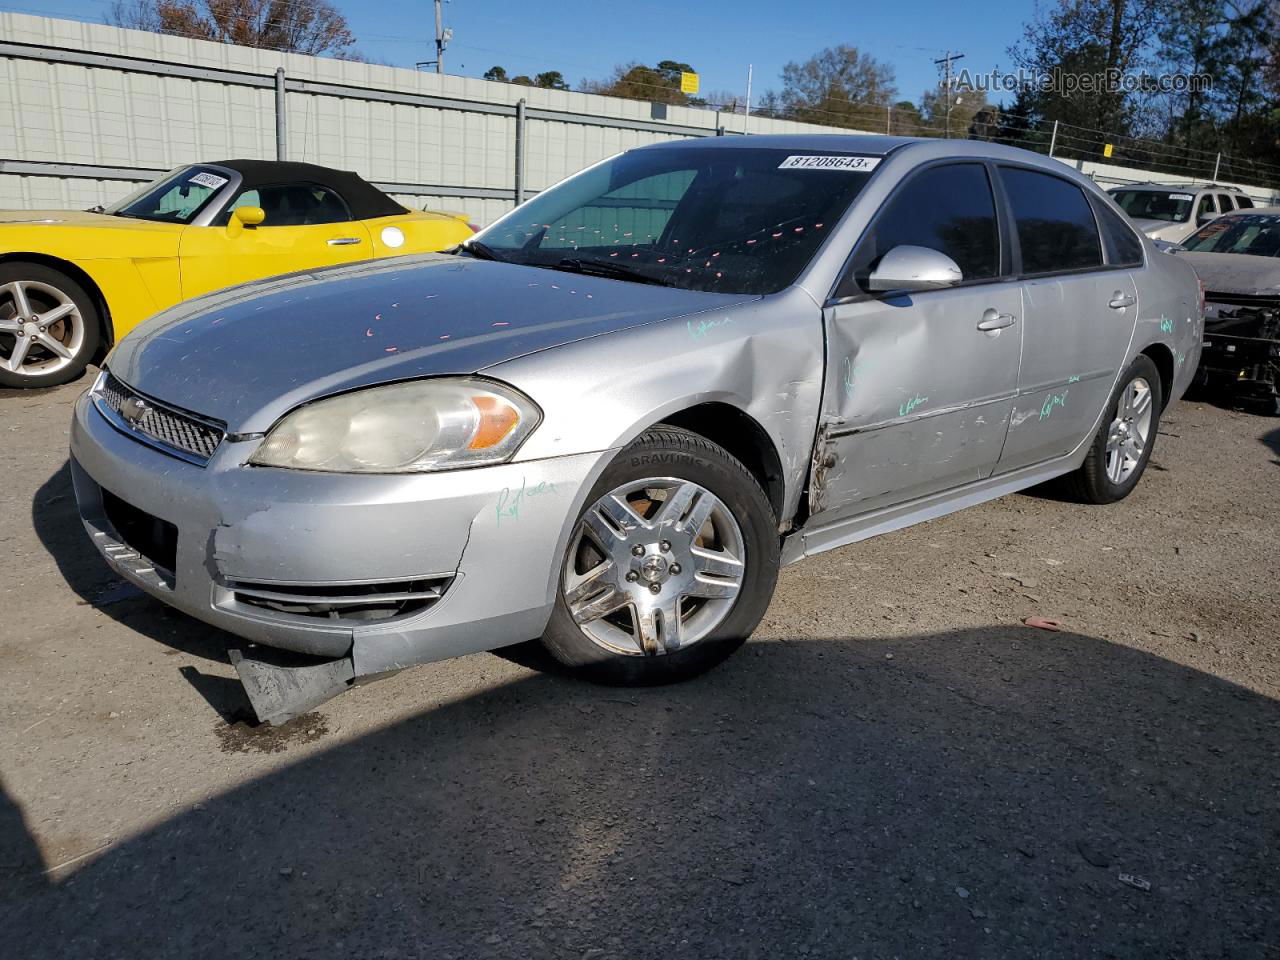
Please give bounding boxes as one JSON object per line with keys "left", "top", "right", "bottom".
{"left": 210, "top": 159, "right": 407, "bottom": 220}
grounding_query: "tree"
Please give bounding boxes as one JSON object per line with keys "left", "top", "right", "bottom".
{"left": 108, "top": 0, "right": 356, "bottom": 57}
{"left": 778, "top": 45, "right": 896, "bottom": 129}
{"left": 1008, "top": 0, "right": 1161, "bottom": 149}
{"left": 483, "top": 65, "right": 508, "bottom": 82}
{"left": 582, "top": 60, "right": 697, "bottom": 105}
{"left": 533, "top": 70, "right": 569, "bottom": 91}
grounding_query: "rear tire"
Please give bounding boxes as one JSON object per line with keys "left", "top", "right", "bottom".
{"left": 539, "top": 426, "right": 779, "bottom": 685}
{"left": 0, "top": 262, "right": 101, "bottom": 388}
{"left": 1065, "top": 354, "right": 1163, "bottom": 504}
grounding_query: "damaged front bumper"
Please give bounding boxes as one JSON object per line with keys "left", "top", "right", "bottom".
{"left": 70, "top": 389, "right": 608, "bottom": 720}
{"left": 1199, "top": 298, "right": 1280, "bottom": 402}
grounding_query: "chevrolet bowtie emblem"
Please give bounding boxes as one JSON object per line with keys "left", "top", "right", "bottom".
{"left": 119, "top": 396, "right": 149, "bottom": 425}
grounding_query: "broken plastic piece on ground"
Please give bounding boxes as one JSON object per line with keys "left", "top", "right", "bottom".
{"left": 1023, "top": 616, "right": 1063, "bottom": 631}
{"left": 229, "top": 647, "right": 355, "bottom": 726}
{"left": 1118, "top": 873, "right": 1152, "bottom": 891}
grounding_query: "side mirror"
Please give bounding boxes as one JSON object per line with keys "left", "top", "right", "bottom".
{"left": 867, "top": 245, "right": 963, "bottom": 293}
{"left": 233, "top": 205, "right": 265, "bottom": 227}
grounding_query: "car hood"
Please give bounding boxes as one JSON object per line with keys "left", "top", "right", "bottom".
{"left": 110, "top": 254, "right": 754, "bottom": 434}
{"left": 1173, "top": 250, "right": 1280, "bottom": 297}
{"left": 1131, "top": 218, "right": 1187, "bottom": 238}
{"left": 0, "top": 209, "right": 181, "bottom": 230}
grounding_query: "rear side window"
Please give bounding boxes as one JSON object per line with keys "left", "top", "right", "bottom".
{"left": 1217, "top": 193, "right": 1234, "bottom": 212}
{"left": 1094, "top": 201, "right": 1144, "bottom": 266}
{"left": 848, "top": 162, "right": 999, "bottom": 289}
{"left": 1236, "top": 195, "right": 1254, "bottom": 209}
{"left": 1001, "top": 167, "right": 1102, "bottom": 274}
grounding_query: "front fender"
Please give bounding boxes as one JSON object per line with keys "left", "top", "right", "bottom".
{"left": 486, "top": 286, "right": 826, "bottom": 525}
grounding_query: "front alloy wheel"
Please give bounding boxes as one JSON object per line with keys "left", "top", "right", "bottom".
{"left": 0, "top": 263, "right": 100, "bottom": 388}
{"left": 539, "top": 425, "right": 779, "bottom": 685}
{"left": 564, "top": 477, "right": 746, "bottom": 657}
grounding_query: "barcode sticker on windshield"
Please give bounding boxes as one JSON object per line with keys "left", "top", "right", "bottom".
{"left": 779, "top": 155, "right": 880, "bottom": 171}
{"left": 1169, "top": 193, "right": 1194, "bottom": 201}
{"left": 189, "top": 172, "right": 229, "bottom": 190}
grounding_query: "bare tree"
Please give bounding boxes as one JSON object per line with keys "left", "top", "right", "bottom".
{"left": 108, "top": 0, "right": 356, "bottom": 57}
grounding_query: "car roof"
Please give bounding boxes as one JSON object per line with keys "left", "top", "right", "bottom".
{"left": 1113, "top": 182, "right": 1241, "bottom": 192}
{"left": 634, "top": 134, "right": 920, "bottom": 155}
{"left": 205, "top": 159, "right": 406, "bottom": 219}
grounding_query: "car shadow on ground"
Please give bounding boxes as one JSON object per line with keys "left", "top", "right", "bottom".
{"left": 3, "top": 625, "right": 1277, "bottom": 959}
{"left": 32, "top": 461, "right": 254, "bottom": 720}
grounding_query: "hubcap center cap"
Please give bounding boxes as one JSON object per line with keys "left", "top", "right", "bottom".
{"left": 22, "top": 322, "right": 37, "bottom": 337}
{"left": 638, "top": 553, "right": 670, "bottom": 584}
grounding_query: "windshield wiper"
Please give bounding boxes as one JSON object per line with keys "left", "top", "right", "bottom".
{"left": 455, "top": 239, "right": 509, "bottom": 263}
{"left": 552, "top": 257, "right": 675, "bottom": 287}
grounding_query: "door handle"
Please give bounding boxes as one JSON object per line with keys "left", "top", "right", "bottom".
{"left": 327, "top": 237, "right": 363, "bottom": 246}
{"left": 1109, "top": 292, "right": 1136, "bottom": 309}
{"left": 977, "top": 310, "right": 1017, "bottom": 331}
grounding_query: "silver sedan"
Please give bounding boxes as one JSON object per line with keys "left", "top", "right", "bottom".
{"left": 70, "top": 135, "right": 1202, "bottom": 722}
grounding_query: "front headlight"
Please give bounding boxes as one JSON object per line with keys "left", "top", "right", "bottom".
{"left": 248, "top": 378, "right": 540, "bottom": 473}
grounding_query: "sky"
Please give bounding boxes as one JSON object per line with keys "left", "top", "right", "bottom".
{"left": 9, "top": 0, "right": 1029, "bottom": 106}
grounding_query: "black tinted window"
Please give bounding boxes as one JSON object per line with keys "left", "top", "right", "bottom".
{"left": 1002, "top": 168, "right": 1102, "bottom": 274}
{"left": 222, "top": 183, "right": 352, "bottom": 226}
{"left": 849, "top": 163, "right": 999, "bottom": 289}
{"left": 1236, "top": 195, "right": 1254, "bottom": 209}
{"left": 1095, "top": 201, "right": 1144, "bottom": 266}
{"left": 1217, "top": 194, "right": 1234, "bottom": 212}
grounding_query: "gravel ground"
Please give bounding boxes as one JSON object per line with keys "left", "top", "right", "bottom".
{"left": 2, "top": 378, "right": 1278, "bottom": 959}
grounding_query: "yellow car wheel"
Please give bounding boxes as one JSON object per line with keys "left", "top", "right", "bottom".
{"left": 0, "top": 262, "right": 100, "bottom": 388}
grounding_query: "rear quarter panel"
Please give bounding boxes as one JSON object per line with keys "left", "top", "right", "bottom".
{"left": 1134, "top": 246, "right": 1203, "bottom": 405}
{"left": 367, "top": 212, "right": 472, "bottom": 258}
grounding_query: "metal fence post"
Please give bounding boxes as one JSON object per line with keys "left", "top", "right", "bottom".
{"left": 1212, "top": 152, "right": 1222, "bottom": 182}
{"left": 514, "top": 98, "right": 526, "bottom": 205}
{"left": 1048, "top": 119, "right": 1058, "bottom": 158}
{"left": 274, "top": 68, "right": 287, "bottom": 161}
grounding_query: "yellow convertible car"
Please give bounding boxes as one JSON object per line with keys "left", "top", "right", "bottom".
{"left": 0, "top": 160, "right": 474, "bottom": 387}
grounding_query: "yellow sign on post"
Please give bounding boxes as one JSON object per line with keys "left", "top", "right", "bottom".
{"left": 1103, "top": 143, "right": 1114, "bottom": 158}
{"left": 680, "top": 71, "right": 700, "bottom": 95}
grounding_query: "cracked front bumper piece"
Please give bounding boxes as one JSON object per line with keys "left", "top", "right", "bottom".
{"left": 70, "top": 389, "right": 608, "bottom": 706}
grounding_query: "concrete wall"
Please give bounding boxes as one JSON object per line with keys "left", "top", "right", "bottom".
{"left": 0, "top": 13, "right": 849, "bottom": 224}
{"left": 1, "top": 13, "right": 1275, "bottom": 223}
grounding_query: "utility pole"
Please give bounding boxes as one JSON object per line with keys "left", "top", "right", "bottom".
{"left": 933, "top": 50, "right": 965, "bottom": 138}
{"left": 744, "top": 64, "right": 753, "bottom": 132}
{"left": 433, "top": 0, "right": 448, "bottom": 74}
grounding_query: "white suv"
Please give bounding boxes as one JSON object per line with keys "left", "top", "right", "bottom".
{"left": 1108, "top": 183, "right": 1254, "bottom": 244}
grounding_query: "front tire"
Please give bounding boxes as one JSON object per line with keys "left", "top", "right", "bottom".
{"left": 0, "top": 262, "right": 101, "bottom": 388}
{"left": 1065, "top": 354, "right": 1163, "bottom": 504}
{"left": 539, "top": 426, "right": 780, "bottom": 685}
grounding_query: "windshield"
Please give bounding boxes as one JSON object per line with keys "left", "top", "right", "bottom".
{"left": 1111, "top": 189, "right": 1193, "bottom": 223}
{"left": 475, "top": 147, "right": 877, "bottom": 295}
{"left": 105, "top": 165, "right": 232, "bottom": 224}
{"left": 1183, "top": 214, "right": 1280, "bottom": 257}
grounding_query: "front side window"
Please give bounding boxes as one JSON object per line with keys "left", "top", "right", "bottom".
{"left": 846, "top": 162, "right": 999, "bottom": 290}
{"left": 1182, "top": 214, "right": 1280, "bottom": 257}
{"left": 218, "top": 183, "right": 352, "bottom": 227}
{"left": 1110, "top": 189, "right": 1192, "bottom": 223}
{"left": 1002, "top": 167, "right": 1102, "bottom": 274}
{"left": 477, "top": 147, "right": 876, "bottom": 295}
{"left": 1196, "top": 195, "right": 1217, "bottom": 221}
{"left": 105, "top": 165, "right": 231, "bottom": 224}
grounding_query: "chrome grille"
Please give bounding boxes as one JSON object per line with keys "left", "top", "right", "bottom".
{"left": 94, "top": 371, "right": 225, "bottom": 464}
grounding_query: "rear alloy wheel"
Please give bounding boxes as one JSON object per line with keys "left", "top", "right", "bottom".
{"left": 0, "top": 263, "right": 100, "bottom": 388}
{"left": 539, "top": 426, "right": 779, "bottom": 685}
{"left": 1066, "top": 354, "right": 1163, "bottom": 504}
